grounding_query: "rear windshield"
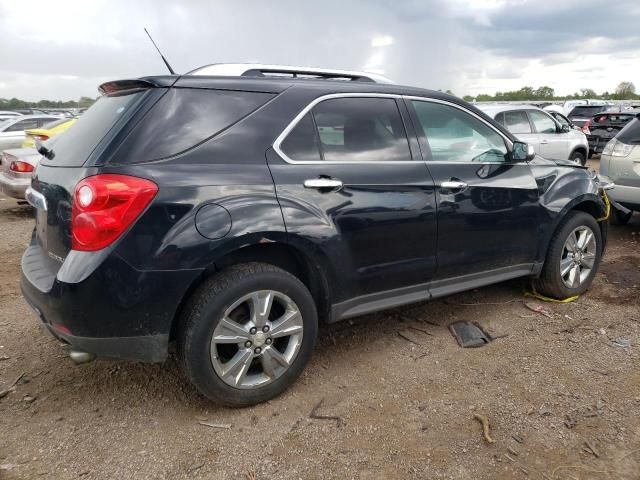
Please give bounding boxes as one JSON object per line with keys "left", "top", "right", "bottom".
{"left": 113, "top": 88, "right": 274, "bottom": 163}
{"left": 40, "top": 90, "right": 144, "bottom": 166}
{"left": 568, "top": 106, "right": 606, "bottom": 117}
{"left": 616, "top": 118, "right": 640, "bottom": 145}
{"left": 592, "top": 114, "right": 636, "bottom": 125}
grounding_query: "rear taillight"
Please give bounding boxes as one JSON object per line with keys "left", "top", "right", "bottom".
{"left": 71, "top": 174, "right": 158, "bottom": 251}
{"left": 581, "top": 119, "right": 591, "bottom": 134}
{"left": 32, "top": 134, "right": 50, "bottom": 141}
{"left": 10, "top": 161, "right": 34, "bottom": 173}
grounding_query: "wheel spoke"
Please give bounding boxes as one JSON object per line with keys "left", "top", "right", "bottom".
{"left": 560, "top": 257, "right": 574, "bottom": 277}
{"left": 565, "top": 232, "right": 578, "bottom": 253}
{"left": 249, "top": 291, "right": 274, "bottom": 328}
{"left": 569, "top": 265, "right": 581, "bottom": 288}
{"left": 582, "top": 252, "right": 596, "bottom": 269}
{"left": 261, "top": 346, "right": 289, "bottom": 378}
{"left": 213, "top": 318, "right": 250, "bottom": 344}
{"left": 220, "top": 349, "right": 253, "bottom": 386}
{"left": 270, "top": 308, "right": 303, "bottom": 339}
{"left": 577, "top": 230, "right": 593, "bottom": 250}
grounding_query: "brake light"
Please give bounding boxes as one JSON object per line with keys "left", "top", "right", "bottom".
{"left": 10, "top": 161, "right": 34, "bottom": 173}
{"left": 71, "top": 174, "right": 158, "bottom": 251}
{"left": 32, "top": 134, "right": 50, "bottom": 141}
{"left": 581, "top": 119, "right": 591, "bottom": 134}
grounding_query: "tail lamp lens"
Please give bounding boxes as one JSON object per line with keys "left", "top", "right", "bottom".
{"left": 71, "top": 174, "right": 158, "bottom": 251}
{"left": 34, "top": 134, "right": 49, "bottom": 141}
{"left": 9, "top": 161, "right": 34, "bottom": 173}
{"left": 581, "top": 120, "right": 591, "bottom": 134}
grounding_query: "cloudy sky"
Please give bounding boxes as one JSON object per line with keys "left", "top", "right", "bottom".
{"left": 0, "top": 0, "right": 638, "bottom": 100}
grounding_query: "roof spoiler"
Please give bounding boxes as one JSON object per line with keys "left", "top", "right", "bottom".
{"left": 98, "top": 77, "right": 180, "bottom": 95}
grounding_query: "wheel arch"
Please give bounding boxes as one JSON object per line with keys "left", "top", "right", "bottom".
{"left": 570, "top": 145, "right": 588, "bottom": 160}
{"left": 169, "top": 239, "right": 334, "bottom": 342}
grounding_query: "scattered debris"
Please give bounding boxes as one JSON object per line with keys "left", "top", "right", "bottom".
{"left": 524, "top": 302, "right": 553, "bottom": 318}
{"left": 246, "top": 471, "right": 257, "bottom": 480}
{"left": 310, "top": 399, "right": 343, "bottom": 427}
{"left": 449, "top": 321, "right": 490, "bottom": 348}
{"left": 583, "top": 440, "right": 600, "bottom": 458}
{"left": 398, "top": 330, "right": 423, "bottom": 345}
{"left": 0, "top": 355, "right": 10, "bottom": 361}
{"left": 512, "top": 434, "right": 524, "bottom": 444}
{"left": 613, "top": 337, "right": 631, "bottom": 348}
{"left": 0, "top": 372, "right": 25, "bottom": 400}
{"left": 507, "top": 446, "right": 519, "bottom": 456}
{"left": 198, "top": 421, "right": 232, "bottom": 430}
{"left": 23, "top": 395, "right": 36, "bottom": 404}
{"left": 473, "top": 413, "right": 496, "bottom": 444}
{"left": 407, "top": 325, "right": 434, "bottom": 336}
{"left": 564, "top": 413, "right": 577, "bottom": 429}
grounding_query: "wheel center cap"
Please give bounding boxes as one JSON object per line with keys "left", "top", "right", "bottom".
{"left": 253, "top": 331, "right": 266, "bottom": 347}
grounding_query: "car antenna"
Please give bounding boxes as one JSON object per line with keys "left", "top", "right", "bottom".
{"left": 144, "top": 27, "right": 176, "bottom": 75}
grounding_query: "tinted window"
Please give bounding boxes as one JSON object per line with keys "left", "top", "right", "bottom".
{"left": 280, "top": 113, "right": 321, "bottom": 161}
{"left": 568, "top": 106, "right": 606, "bottom": 117}
{"left": 5, "top": 119, "right": 39, "bottom": 132}
{"left": 121, "top": 88, "right": 274, "bottom": 162}
{"left": 311, "top": 97, "right": 411, "bottom": 162}
{"left": 528, "top": 110, "right": 556, "bottom": 134}
{"left": 617, "top": 118, "right": 640, "bottom": 145}
{"left": 42, "top": 118, "right": 70, "bottom": 129}
{"left": 412, "top": 101, "right": 508, "bottom": 163}
{"left": 41, "top": 91, "right": 144, "bottom": 166}
{"left": 503, "top": 111, "right": 532, "bottom": 134}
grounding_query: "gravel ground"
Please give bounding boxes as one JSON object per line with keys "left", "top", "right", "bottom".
{"left": 1, "top": 161, "right": 639, "bottom": 479}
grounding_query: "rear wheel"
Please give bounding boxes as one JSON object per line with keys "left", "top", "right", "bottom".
{"left": 570, "top": 150, "right": 586, "bottom": 166}
{"left": 533, "top": 211, "right": 602, "bottom": 299}
{"left": 178, "top": 263, "right": 318, "bottom": 406}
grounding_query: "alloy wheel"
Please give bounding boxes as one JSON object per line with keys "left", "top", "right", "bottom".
{"left": 560, "top": 226, "right": 597, "bottom": 289}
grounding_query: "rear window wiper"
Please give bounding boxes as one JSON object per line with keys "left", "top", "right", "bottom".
{"left": 36, "top": 139, "right": 55, "bottom": 160}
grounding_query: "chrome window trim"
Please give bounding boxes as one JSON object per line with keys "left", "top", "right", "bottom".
{"left": 273, "top": 93, "right": 420, "bottom": 165}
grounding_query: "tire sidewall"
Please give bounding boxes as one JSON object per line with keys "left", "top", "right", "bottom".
{"left": 570, "top": 151, "right": 586, "bottom": 166}
{"left": 183, "top": 269, "right": 318, "bottom": 406}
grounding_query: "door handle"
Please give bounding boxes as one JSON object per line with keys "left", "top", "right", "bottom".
{"left": 304, "top": 178, "right": 343, "bottom": 190}
{"left": 440, "top": 181, "right": 468, "bottom": 190}
{"left": 540, "top": 140, "right": 549, "bottom": 144}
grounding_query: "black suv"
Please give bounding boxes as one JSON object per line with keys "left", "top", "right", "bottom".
{"left": 21, "top": 65, "right": 608, "bottom": 406}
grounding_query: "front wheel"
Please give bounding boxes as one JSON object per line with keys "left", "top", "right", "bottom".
{"left": 178, "top": 263, "right": 318, "bottom": 406}
{"left": 570, "top": 150, "right": 586, "bottom": 166}
{"left": 533, "top": 211, "right": 602, "bottom": 299}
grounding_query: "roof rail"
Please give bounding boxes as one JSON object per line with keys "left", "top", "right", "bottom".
{"left": 186, "top": 63, "right": 395, "bottom": 84}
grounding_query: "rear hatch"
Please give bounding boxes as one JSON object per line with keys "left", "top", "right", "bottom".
{"left": 588, "top": 113, "right": 637, "bottom": 153}
{"left": 31, "top": 81, "right": 163, "bottom": 268}
{"left": 567, "top": 106, "right": 608, "bottom": 127}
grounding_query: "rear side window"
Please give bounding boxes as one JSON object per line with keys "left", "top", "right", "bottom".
{"left": 41, "top": 91, "right": 144, "bottom": 166}
{"left": 617, "top": 118, "right": 640, "bottom": 145}
{"left": 280, "top": 97, "right": 412, "bottom": 162}
{"left": 119, "top": 88, "right": 274, "bottom": 162}
{"left": 503, "top": 111, "right": 532, "bottom": 134}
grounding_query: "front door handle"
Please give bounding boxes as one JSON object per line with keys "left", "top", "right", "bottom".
{"left": 440, "top": 180, "right": 468, "bottom": 190}
{"left": 540, "top": 139, "right": 549, "bottom": 144}
{"left": 304, "top": 178, "right": 343, "bottom": 190}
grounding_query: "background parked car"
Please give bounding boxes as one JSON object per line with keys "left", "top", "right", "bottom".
{"left": 599, "top": 116, "right": 640, "bottom": 224}
{"left": 546, "top": 110, "right": 581, "bottom": 131}
{"left": 0, "top": 114, "right": 62, "bottom": 151}
{"left": 22, "top": 117, "right": 77, "bottom": 148}
{"left": 567, "top": 104, "right": 609, "bottom": 130}
{"left": 0, "top": 148, "right": 43, "bottom": 199}
{"left": 586, "top": 111, "right": 637, "bottom": 157}
{"left": 476, "top": 104, "right": 589, "bottom": 164}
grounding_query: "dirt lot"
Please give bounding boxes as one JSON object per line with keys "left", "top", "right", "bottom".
{"left": 1, "top": 165, "right": 639, "bottom": 479}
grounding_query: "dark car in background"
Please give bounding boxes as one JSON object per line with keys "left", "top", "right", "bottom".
{"left": 586, "top": 112, "right": 638, "bottom": 157}
{"left": 567, "top": 105, "right": 609, "bottom": 131}
{"left": 21, "top": 64, "right": 608, "bottom": 406}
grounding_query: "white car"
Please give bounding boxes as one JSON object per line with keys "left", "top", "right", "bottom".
{"left": 0, "top": 114, "right": 61, "bottom": 151}
{"left": 476, "top": 104, "right": 590, "bottom": 165}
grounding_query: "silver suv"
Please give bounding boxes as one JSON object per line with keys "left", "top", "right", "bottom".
{"left": 599, "top": 116, "right": 640, "bottom": 224}
{"left": 476, "top": 104, "right": 589, "bottom": 165}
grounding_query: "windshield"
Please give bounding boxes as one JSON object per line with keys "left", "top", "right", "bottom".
{"left": 40, "top": 90, "right": 145, "bottom": 166}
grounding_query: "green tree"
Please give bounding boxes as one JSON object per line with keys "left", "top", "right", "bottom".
{"left": 580, "top": 88, "right": 597, "bottom": 98}
{"left": 615, "top": 81, "right": 636, "bottom": 99}
{"left": 462, "top": 95, "right": 475, "bottom": 102}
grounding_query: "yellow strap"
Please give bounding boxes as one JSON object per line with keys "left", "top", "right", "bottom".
{"left": 596, "top": 189, "right": 610, "bottom": 222}
{"left": 523, "top": 287, "right": 579, "bottom": 303}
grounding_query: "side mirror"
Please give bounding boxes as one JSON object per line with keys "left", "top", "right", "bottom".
{"left": 511, "top": 141, "right": 535, "bottom": 162}
{"left": 560, "top": 124, "right": 571, "bottom": 133}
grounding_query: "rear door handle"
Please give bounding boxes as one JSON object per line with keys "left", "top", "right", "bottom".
{"left": 440, "top": 181, "right": 468, "bottom": 190}
{"left": 540, "top": 139, "right": 549, "bottom": 144}
{"left": 304, "top": 178, "right": 343, "bottom": 190}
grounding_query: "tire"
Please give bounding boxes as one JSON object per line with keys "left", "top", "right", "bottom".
{"left": 570, "top": 150, "right": 586, "bottom": 166}
{"left": 533, "top": 211, "right": 602, "bottom": 299}
{"left": 609, "top": 207, "right": 633, "bottom": 226}
{"left": 178, "top": 262, "right": 318, "bottom": 406}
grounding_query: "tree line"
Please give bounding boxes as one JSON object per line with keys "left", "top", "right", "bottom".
{"left": 461, "top": 81, "right": 637, "bottom": 103}
{"left": 0, "top": 96, "right": 97, "bottom": 110}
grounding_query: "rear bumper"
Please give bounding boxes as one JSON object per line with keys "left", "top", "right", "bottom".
{"left": 0, "top": 171, "right": 29, "bottom": 199}
{"left": 20, "top": 240, "right": 202, "bottom": 363}
{"left": 606, "top": 183, "right": 640, "bottom": 210}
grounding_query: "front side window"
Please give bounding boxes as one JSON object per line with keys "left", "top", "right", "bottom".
{"left": 528, "top": 110, "right": 557, "bottom": 134}
{"left": 412, "top": 100, "right": 508, "bottom": 163}
{"left": 280, "top": 97, "right": 412, "bottom": 162}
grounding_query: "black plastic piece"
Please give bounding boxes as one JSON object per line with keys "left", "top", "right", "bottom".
{"left": 449, "top": 321, "right": 490, "bottom": 348}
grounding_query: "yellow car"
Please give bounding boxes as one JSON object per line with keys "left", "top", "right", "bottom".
{"left": 22, "top": 118, "right": 76, "bottom": 148}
